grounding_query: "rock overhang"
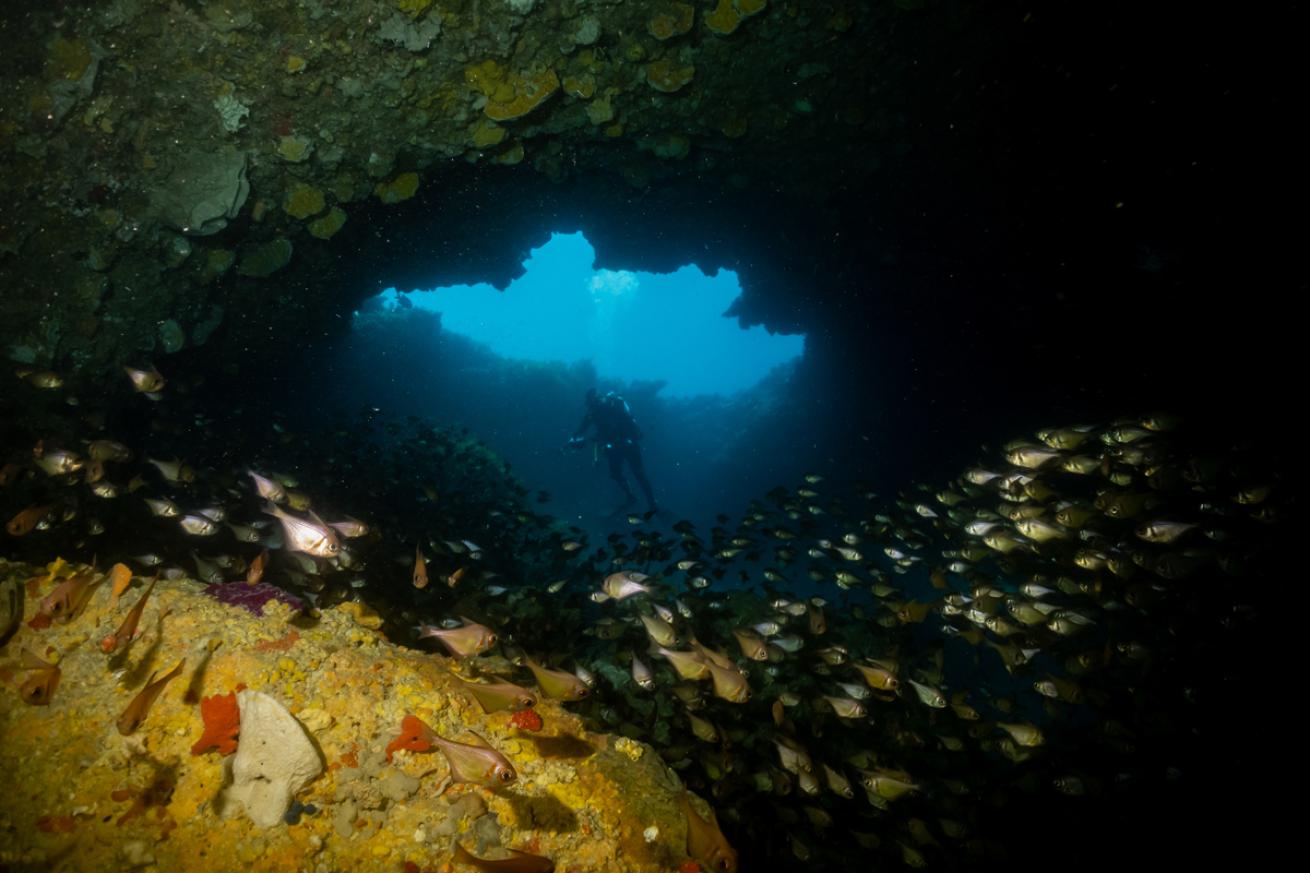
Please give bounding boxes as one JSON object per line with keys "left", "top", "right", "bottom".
{"left": 0, "top": 0, "right": 1297, "bottom": 469}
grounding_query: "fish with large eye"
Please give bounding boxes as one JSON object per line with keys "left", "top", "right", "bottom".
{"left": 392, "top": 715, "right": 517, "bottom": 796}
{"left": 524, "top": 657, "right": 590, "bottom": 701}
{"left": 451, "top": 674, "right": 537, "bottom": 714}
{"left": 264, "top": 502, "right": 341, "bottom": 557}
{"left": 417, "top": 618, "right": 497, "bottom": 658}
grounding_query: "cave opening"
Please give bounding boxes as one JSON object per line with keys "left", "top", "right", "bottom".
{"left": 338, "top": 230, "right": 813, "bottom": 537}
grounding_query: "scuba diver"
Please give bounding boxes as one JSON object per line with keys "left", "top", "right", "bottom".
{"left": 569, "top": 388, "right": 658, "bottom": 513}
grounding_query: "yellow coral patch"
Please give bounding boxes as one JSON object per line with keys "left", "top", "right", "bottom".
{"left": 47, "top": 37, "right": 92, "bottom": 82}
{"left": 338, "top": 600, "right": 384, "bottom": 629}
{"left": 586, "top": 96, "right": 614, "bottom": 125}
{"left": 484, "top": 69, "right": 560, "bottom": 122}
{"left": 373, "top": 172, "right": 420, "bottom": 204}
{"left": 563, "top": 74, "right": 596, "bottom": 99}
{"left": 277, "top": 135, "right": 312, "bottom": 163}
{"left": 308, "top": 207, "right": 347, "bottom": 240}
{"left": 645, "top": 59, "right": 695, "bottom": 94}
{"left": 42, "top": 557, "right": 70, "bottom": 583}
{"left": 204, "top": 249, "right": 235, "bottom": 279}
{"left": 282, "top": 182, "right": 326, "bottom": 219}
{"left": 494, "top": 142, "right": 525, "bottom": 166}
{"left": 396, "top": 0, "right": 434, "bottom": 17}
{"left": 471, "top": 120, "right": 507, "bottom": 148}
{"left": 464, "top": 59, "right": 505, "bottom": 96}
{"left": 615, "top": 737, "right": 645, "bottom": 760}
{"left": 705, "top": 0, "right": 765, "bottom": 34}
{"left": 330, "top": 175, "right": 360, "bottom": 203}
{"left": 285, "top": 55, "right": 307, "bottom": 74}
{"left": 704, "top": 0, "right": 741, "bottom": 35}
{"left": 647, "top": 3, "right": 695, "bottom": 41}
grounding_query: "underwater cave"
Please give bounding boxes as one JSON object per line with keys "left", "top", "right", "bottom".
{"left": 0, "top": 1, "right": 1295, "bottom": 872}
{"left": 342, "top": 230, "right": 810, "bottom": 537}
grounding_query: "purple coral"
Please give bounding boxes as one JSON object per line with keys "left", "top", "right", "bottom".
{"left": 204, "top": 581, "right": 303, "bottom": 616}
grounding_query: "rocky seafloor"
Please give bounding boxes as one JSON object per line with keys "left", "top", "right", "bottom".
{"left": 0, "top": 557, "right": 701, "bottom": 872}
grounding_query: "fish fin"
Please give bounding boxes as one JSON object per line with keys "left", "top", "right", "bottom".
{"left": 506, "top": 849, "right": 543, "bottom": 862}
{"left": 464, "top": 731, "right": 493, "bottom": 749}
{"left": 19, "top": 648, "right": 50, "bottom": 670}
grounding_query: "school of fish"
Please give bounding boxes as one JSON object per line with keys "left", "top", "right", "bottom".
{"left": 1, "top": 365, "right": 1281, "bottom": 870}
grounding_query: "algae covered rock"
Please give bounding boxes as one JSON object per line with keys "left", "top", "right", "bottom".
{"left": 150, "top": 148, "right": 250, "bottom": 236}
{"left": 308, "top": 207, "right": 348, "bottom": 240}
{"left": 158, "top": 319, "right": 185, "bottom": 354}
{"left": 282, "top": 182, "right": 326, "bottom": 219}
{"left": 237, "top": 237, "right": 293, "bottom": 277}
{"left": 377, "top": 10, "right": 441, "bottom": 52}
{"left": 213, "top": 92, "right": 250, "bottom": 133}
{"left": 373, "top": 172, "right": 420, "bottom": 204}
{"left": 221, "top": 689, "right": 323, "bottom": 828}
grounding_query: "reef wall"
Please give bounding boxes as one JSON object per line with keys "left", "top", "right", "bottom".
{"left": 0, "top": 0, "right": 906, "bottom": 373}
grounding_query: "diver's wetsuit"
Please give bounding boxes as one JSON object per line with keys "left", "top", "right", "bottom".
{"left": 574, "top": 391, "right": 657, "bottom": 511}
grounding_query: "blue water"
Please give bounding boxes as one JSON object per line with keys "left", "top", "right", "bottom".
{"left": 374, "top": 231, "right": 804, "bottom": 398}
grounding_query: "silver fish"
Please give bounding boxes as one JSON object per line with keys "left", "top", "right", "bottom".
{"left": 631, "top": 652, "right": 655, "bottom": 689}
{"left": 227, "top": 522, "right": 261, "bottom": 543}
{"left": 179, "top": 514, "right": 219, "bottom": 536}
{"left": 144, "top": 498, "right": 180, "bottom": 518}
{"left": 601, "top": 570, "right": 652, "bottom": 601}
{"left": 264, "top": 503, "right": 340, "bottom": 557}
{"left": 247, "top": 470, "right": 287, "bottom": 503}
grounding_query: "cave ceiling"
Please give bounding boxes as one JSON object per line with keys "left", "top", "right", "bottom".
{"left": 0, "top": 0, "right": 1297, "bottom": 445}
